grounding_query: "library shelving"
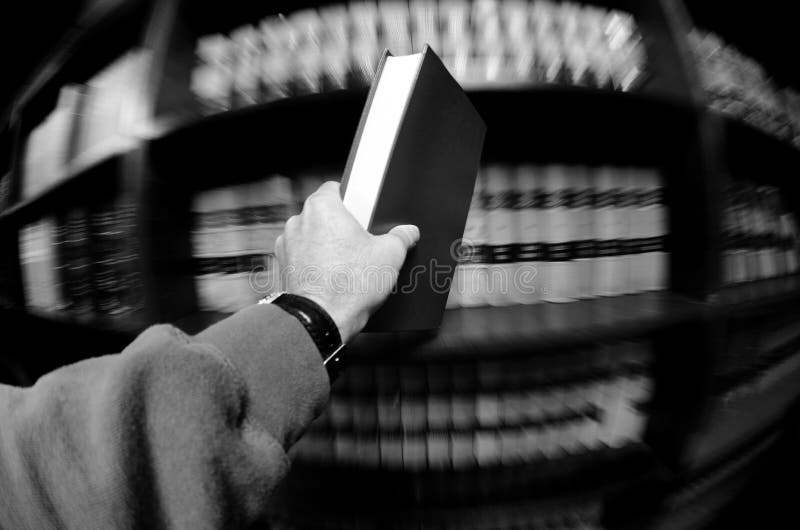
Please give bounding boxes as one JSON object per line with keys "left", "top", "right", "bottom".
{"left": 2, "top": 0, "right": 800, "bottom": 528}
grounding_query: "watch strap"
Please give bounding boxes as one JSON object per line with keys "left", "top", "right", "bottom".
{"left": 260, "top": 293, "right": 344, "bottom": 380}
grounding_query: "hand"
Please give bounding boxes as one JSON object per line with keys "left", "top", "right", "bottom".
{"left": 275, "top": 181, "right": 419, "bottom": 342}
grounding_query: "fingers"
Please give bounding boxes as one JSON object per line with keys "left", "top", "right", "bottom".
{"left": 386, "top": 224, "right": 420, "bottom": 250}
{"left": 315, "top": 180, "right": 341, "bottom": 196}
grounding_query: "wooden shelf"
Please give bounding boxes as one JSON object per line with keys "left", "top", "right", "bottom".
{"left": 150, "top": 86, "right": 700, "bottom": 192}
{"left": 352, "top": 292, "right": 704, "bottom": 361}
{"left": 684, "top": 353, "right": 800, "bottom": 471}
{"left": 176, "top": 292, "right": 705, "bottom": 361}
{"left": 715, "top": 275, "right": 800, "bottom": 318}
{"left": 16, "top": 307, "right": 145, "bottom": 337}
{"left": 648, "top": 428, "right": 781, "bottom": 530}
{"left": 0, "top": 139, "right": 136, "bottom": 229}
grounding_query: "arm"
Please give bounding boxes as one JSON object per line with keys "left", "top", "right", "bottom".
{"left": 0, "top": 181, "right": 419, "bottom": 529}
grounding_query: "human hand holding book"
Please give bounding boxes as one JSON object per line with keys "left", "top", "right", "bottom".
{"left": 275, "top": 181, "right": 420, "bottom": 343}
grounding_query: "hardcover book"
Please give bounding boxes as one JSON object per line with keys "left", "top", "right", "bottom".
{"left": 341, "top": 46, "right": 486, "bottom": 330}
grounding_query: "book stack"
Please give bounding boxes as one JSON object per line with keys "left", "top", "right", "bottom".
{"left": 190, "top": 0, "right": 648, "bottom": 114}
{"left": 291, "top": 339, "right": 652, "bottom": 468}
{"left": 721, "top": 182, "right": 800, "bottom": 285}
{"left": 449, "top": 164, "right": 668, "bottom": 308}
{"left": 689, "top": 29, "right": 797, "bottom": 144}
{"left": 18, "top": 199, "right": 143, "bottom": 319}
{"left": 21, "top": 86, "right": 83, "bottom": 199}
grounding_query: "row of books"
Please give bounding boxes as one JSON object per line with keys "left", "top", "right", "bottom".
{"left": 191, "top": 165, "right": 667, "bottom": 313}
{"left": 292, "top": 341, "right": 651, "bottom": 469}
{"left": 689, "top": 29, "right": 800, "bottom": 149}
{"left": 191, "top": 0, "right": 647, "bottom": 114}
{"left": 21, "top": 51, "right": 147, "bottom": 200}
{"left": 450, "top": 165, "right": 667, "bottom": 307}
{"left": 722, "top": 182, "right": 800, "bottom": 285}
{"left": 18, "top": 201, "right": 143, "bottom": 318}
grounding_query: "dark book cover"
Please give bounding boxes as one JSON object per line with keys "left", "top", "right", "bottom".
{"left": 341, "top": 46, "right": 486, "bottom": 331}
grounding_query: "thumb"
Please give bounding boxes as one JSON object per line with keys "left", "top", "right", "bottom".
{"left": 385, "top": 224, "right": 420, "bottom": 250}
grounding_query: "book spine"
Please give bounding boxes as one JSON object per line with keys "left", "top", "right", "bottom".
{"left": 573, "top": 167, "right": 595, "bottom": 299}
{"left": 89, "top": 202, "right": 123, "bottom": 315}
{"left": 378, "top": 1, "right": 413, "bottom": 56}
{"left": 451, "top": 173, "right": 488, "bottom": 308}
{"left": 64, "top": 207, "right": 95, "bottom": 316}
{"left": 409, "top": 0, "right": 441, "bottom": 53}
{"left": 730, "top": 185, "right": 748, "bottom": 284}
{"left": 781, "top": 211, "right": 800, "bottom": 276}
{"left": 19, "top": 218, "right": 63, "bottom": 311}
{"left": 86, "top": 199, "right": 141, "bottom": 317}
{"left": 116, "top": 201, "right": 143, "bottom": 314}
{"left": 765, "top": 187, "right": 786, "bottom": 277}
{"left": 512, "top": 165, "right": 543, "bottom": 305}
{"left": 617, "top": 169, "right": 636, "bottom": 295}
{"left": 743, "top": 184, "right": 760, "bottom": 282}
{"left": 192, "top": 34, "right": 235, "bottom": 114}
{"left": 231, "top": 26, "right": 262, "bottom": 108}
{"left": 484, "top": 165, "right": 518, "bottom": 306}
{"left": 543, "top": 165, "right": 574, "bottom": 303}
{"left": 594, "top": 167, "right": 623, "bottom": 296}
{"left": 644, "top": 169, "right": 667, "bottom": 291}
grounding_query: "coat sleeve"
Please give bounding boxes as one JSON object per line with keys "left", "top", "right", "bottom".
{"left": 0, "top": 304, "right": 330, "bottom": 529}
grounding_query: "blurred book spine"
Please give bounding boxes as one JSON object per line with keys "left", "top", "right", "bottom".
{"left": 22, "top": 86, "right": 83, "bottom": 199}
{"left": 19, "top": 217, "right": 66, "bottom": 312}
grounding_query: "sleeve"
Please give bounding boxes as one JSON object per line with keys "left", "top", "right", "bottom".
{"left": 0, "top": 304, "right": 330, "bottom": 530}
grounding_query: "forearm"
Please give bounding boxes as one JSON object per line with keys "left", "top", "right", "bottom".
{"left": 0, "top": 304, "right": 329, "bottom": 529}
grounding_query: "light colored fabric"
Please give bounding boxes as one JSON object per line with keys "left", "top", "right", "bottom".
{"left": 0, "top": 304, "right": 329, "bottom": 529}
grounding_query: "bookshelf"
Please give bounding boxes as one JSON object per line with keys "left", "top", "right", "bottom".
{"left": 1, "top": 0, "right": 800, "bottom": 527}
{"left": 178, "top": 292, "right": 704, "bottom": 361}
{"left": 0, "top": 147, "right": 134, "bottom": 228}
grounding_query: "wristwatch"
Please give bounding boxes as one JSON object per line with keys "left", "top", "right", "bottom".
{"left": 259, "top": 292, "right": 345, "bottom": 380}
